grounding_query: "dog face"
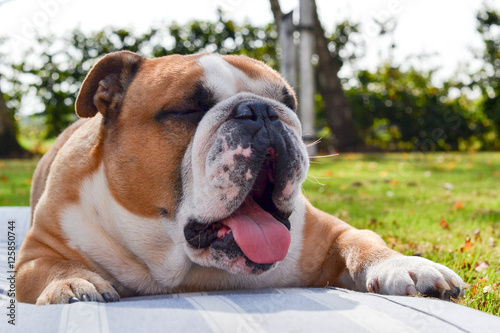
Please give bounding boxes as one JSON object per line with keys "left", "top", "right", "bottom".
{"left": 76, "top": 51, "right": 309, "bottom": 281}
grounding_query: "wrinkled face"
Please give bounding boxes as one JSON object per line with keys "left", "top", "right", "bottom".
{"left": 178, "top": 55, "right": 309, "bottom": 275}
{"left": 97, "top": 53, "right": 309, "bottom": 277}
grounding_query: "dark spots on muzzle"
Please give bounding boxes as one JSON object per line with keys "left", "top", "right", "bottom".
{"left": 183, "top": 218, "right": 275, "bottom": 274}
{"left": 184, "top": 219, "right": 220, "bottom": 249}
{"left": 274, "top": 126, "right": 306, "bottom": 192}
{"left": 211, "top": 232, "right": 274, "bottom": 273}
{"left": 228, "top": 155, "right": 251, "bottom": 184}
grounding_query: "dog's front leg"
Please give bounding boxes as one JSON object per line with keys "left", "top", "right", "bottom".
{"left": 16, "top": 232, "right": 120, "bottom": 305}
{"left": 300, "top": 201, "right": 467, "bottom": 300}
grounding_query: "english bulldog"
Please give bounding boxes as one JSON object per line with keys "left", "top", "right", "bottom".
{"left": 16, "top": 51, "right": 467, "bottom": 304}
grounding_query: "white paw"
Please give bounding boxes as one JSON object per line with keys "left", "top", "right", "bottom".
{"left": 365, "top": 256, "right": 467, "bottom": 301}
{"left": 36, "top": 274, "right": 120, "bottom": 305}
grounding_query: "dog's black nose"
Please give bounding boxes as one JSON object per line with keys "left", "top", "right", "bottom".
{"left": 233, "top": 100, "right": 279, "bottom": 122}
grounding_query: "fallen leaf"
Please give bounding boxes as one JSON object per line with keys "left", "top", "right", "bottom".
{"left": 483, "top": 285, "right": 491, "bottom": 293}
{"left": 324, "top": 171, "right": 333, "bottom": 177}
{"left": 0, "top": 175, "right": 10, "bottom": 182}
{"left": 386, "top": 237, "right": 397, "bottom": 247}
{"left": 462, "top": 239, "right": 473, "bottom": 252}
{"left": 454, "top": 201, "right": 464, "bottom": 210}
{"left": 475, "top": 261, "right": 489, "bottom": 273}
{"left": 440, "top": 219, "right": 449, "bottom": 230}
{"left": 390, "top": 179, "right": 399, "bottom": 185}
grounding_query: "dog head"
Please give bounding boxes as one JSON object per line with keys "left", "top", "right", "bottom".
{"left": 76, "top": 51, "right": 309, "bottom": 279}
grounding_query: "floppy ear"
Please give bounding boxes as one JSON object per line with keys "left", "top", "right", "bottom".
{"left": 75, "top": 50, "right": 143, "bottom": 119}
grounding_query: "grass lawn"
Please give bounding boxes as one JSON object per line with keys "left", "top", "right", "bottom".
{"left": 0, "top": 159, "right": 38, "bottom": 206}
{"left": 0, "top": 152, "right": 499, "bottom": 315}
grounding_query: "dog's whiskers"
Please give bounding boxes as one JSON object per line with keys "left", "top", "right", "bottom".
{"left": 309, "top": 153, "right": 339, "bottom": 159}
{"left": 305, "top": 172, "right": 325, "bottom": 186}
{"left": 306, "top": 137, "right": 322, "bottom": 147}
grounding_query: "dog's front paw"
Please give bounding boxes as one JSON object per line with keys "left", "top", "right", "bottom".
{"left": 36, "top": 273, "right": 120, "bottom": 305}
{"left": 366, "top": 256, "right": 467, "bottom": 301}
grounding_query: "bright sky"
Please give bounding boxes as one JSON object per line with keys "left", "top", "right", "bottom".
{"left": 0, "top": 0, "right": 498, "bottom": 84}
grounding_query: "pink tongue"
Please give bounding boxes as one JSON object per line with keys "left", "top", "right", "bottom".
{"left": 221, "top": 198, "right": 291, "bottom": 264}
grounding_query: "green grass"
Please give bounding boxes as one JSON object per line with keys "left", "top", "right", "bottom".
{"left": 18, "top": 137, "right": 56, "bottom": 155}
{"left": 304, "top": 152, "right": 500, "bottom": 316}
{"left": 0, "top": 159, "right": 38, "bottom": 206}
{"left": 0, "top": 153, "right": 499, "bottom": 315}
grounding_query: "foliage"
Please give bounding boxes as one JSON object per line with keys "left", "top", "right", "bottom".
{"left": 166, "top": 11, "right": 278, "bottom": 66}
{"left": 7, "top": 28, "right": 159, "bottom": 137}
{"left": 473, "top": 8, "right": 500, "bottom": 129}
{"left": 1, "top": 8, "right": 499, "bottom": 151}
{"left": 344, "top": 65, "right": 499, "bottom": 151}
{"left": 310, "top": 6, "right": 500, "bottom": 152}
{"left": 4, "top": 12, "right": 277, "bottom": 138}
{"left": 324, "top": 20, "right": 364, "bottom": 66}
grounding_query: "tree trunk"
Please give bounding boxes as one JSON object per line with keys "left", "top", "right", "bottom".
{"left": 269, "top": 0, "right": 283, "bottom": 31}
{"left": 311, "top": 1, "right": 362, "bottom": 151}
{"left": 270, "top": 0, "right": 363, "bottom": 152}
{"left": 0, "top": 82, "right": 29, "bottom": 158}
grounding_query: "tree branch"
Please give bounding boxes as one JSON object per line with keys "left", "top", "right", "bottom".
{"left": 269, "top": 0, "right": 283, "bottom": 31}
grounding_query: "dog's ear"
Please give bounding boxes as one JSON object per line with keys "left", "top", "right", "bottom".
{"left": 75, "top": 51, "right": 143, "bottom": 119}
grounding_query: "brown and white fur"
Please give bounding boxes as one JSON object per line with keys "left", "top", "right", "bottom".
{"left": 16, "top": 51, "right": 466, "bottom": 304}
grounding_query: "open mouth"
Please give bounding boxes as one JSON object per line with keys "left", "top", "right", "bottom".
{"left": 184, "top": 149, "right": 292, "bottom": 273}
